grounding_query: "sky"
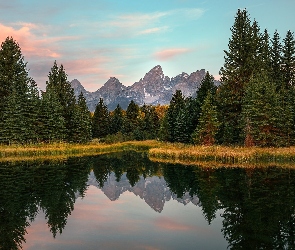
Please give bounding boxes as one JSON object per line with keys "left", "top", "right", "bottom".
{"left": 0, "top": 0, "right": 295, "bottom": 91}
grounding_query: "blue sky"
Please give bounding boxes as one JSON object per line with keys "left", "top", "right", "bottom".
{"left": 0, "top": 0, "right": 294, "bottom": 91}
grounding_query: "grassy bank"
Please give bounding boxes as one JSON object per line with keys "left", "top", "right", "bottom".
{"left": 148, "top": 144, "right": 295, "bottom": 166}
{"left": 2, "top": 140, "right": 295, "bottom": 166}
{"left": 0, "top": 140, "right": 163, "bottom": 162}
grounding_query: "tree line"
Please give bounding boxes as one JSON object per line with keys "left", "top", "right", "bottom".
{"left": 1, "top": 9, "right": 295, "bottom": 146}
{"left": 0, "top": 37, "right": 164, "bottom": 144}
{"left": 162, "top": 9, "right": 295, "bottom": 147}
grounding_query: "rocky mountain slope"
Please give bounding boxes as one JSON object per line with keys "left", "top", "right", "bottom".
{"left": 71, "top": 65, "right": 217, "bottom": 112}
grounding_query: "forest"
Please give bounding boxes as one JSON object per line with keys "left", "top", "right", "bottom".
{"left": 0, "top": 9, "right": 295, "bottom": 147}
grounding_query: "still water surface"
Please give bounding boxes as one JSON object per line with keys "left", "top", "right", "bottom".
{"left": 1, "top": 151, "right": 295, "bottom": 249}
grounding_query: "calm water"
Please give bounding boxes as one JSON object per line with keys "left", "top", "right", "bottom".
{"left": 1, "top": 152, "right": 295, "bottom": 249}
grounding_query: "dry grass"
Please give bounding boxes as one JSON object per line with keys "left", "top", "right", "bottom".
{"left": 148, "top": 143, "right": 295, "bottom": 166}
{"left": 0, "top": 140, "right": 163, "bottom": 162}
{"left": 2, "top": 140, "right": 295, "bottom": 167}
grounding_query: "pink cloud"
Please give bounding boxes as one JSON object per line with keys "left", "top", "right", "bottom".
{"left": 154, "top": 48, "right": 191, "bottom": 61}
{"left": 0, "top": 23, "right": 62, "bottom": 58}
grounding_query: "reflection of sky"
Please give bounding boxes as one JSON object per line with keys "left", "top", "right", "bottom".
{"left": 23, "top": 186, "right": 227, "bottom": 250}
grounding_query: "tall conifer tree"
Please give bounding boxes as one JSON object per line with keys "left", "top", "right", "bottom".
{"left": 164, "top": 90, "right": 185, "bottom": 142}
{"left": 46, "top": 61, "right": 78, "bottom": 142}
{"left": 282, "top": 30, "right": 295, "bottom": 88}
{"left": 76, "top": 92, "right": 92, "bottom": 143}
{"left": 92, "top": 98, "right": 110, "bottom": 138}
{"left": 271, "top": 30, "right": 283, "bottom": 88}
{"left": 39, "top": 89, "right": 65, "bottom": 142}
{"left": 241, "top": 73, "right": 292, "bottom": 147}
{"left": 0, "top": 37, "right": 36, "bottom": 144}
{"left": 218, "top": 9, "right": 262, "bottom": 144}
{"left": 123, "top": 100, "right": 140, "bottom": 136}
{"left": 193, "top": 92, "right": 219, "bottom": 145}
{"left": 110, "top": 104, "right": 124, "bottom": 135}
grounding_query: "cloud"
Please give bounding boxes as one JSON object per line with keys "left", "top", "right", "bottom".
{"left": 154, "top": 48, "right": 191, "bottom": 61}
{"left": 138, "top": 26, "right": 169, "bottom": 35}
{"left": 99, "top": 8, "right": 204, "bottom": 39}
{"left": 108, "top": 12, "right": 168, "bottom": 29}
{"left": 174, "top": 8, "right": 205, "bottom": 20}
{"left": 0, "top": 22, "right": 64, "bottom": 58}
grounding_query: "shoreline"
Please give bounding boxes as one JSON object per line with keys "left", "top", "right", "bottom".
{"left": 1, "top": 140, "right": 295, "bottom": 166}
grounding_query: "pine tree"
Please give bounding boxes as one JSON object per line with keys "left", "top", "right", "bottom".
{"left": 24, "top": 79, "right": 40, "bottom": 143}
{"left": 218, "top": 9, "right": 262, "bottom": 145}
{"left": 282, "top": 30, "right": 295, "bottom": 88}
{"left": 0, "top": 37, "right": 36, "bottom": 144}
{"left": 140, "top": 104, "right": 160, "bottom": 139}
{"left": 196, "top": 72, "right": 217, "bottom": 107}
{"left": 110, "top": 104, "right": 124, "bottom": 135}
{"left": 260, "top": 29, "right": 272, "bottom": 75}
{"left": 123, "top": 100, "right": 140, "bottom": 136}
{"left": 194, "top": 72, "right": 217, "bottom": 140}
{"left": 39, "top": 89, "right": 65, "bottom": 142}
{"left": 0, "top": 89, "right": 27, "bottom": 144}
{"left": 165, "top": 90, "right": 186, "bottom": 142}
{"left": 0, "top": 37, "right": 29, "bottom": 108}
{"left": 92, "top": 98, "right": 110, "bottom": 138}
{"left": 76, "top": 92, "right": 92, "bottom": 143}
{"left": 46, "top": 61, "right": 78, "bottom": 142}
{"left": 193, "top": 92, "right": 219, "bottom": 145}
{"left": 241, "top": 72, "right": 292, "bottom": 147}
{"left": 271, "top": 30, "right": 283, "bottom": 88}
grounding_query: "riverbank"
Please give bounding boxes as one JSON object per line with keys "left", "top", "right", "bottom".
{"left": 149, "top": 144, "right": 295, "bottom": 166}
{"left": 1, "top": 140, "right": 295, "bottom": 166}
{"left": 0, "top": 140, "right": 162, "bottom": 162}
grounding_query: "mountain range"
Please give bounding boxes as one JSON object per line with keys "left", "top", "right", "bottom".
{"left": 70, "top": 65, "right": 218, "bottom": 112}
{"left": 78, "top": 171, "right": 201, "bottom": 213}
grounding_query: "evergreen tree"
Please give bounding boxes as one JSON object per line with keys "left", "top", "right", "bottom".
{"left": 39, "top": 89, "right": 65, "bottom": 142}
{"left": 75, "top": 92, "right": 92, "bottom": 143}
{"left": 0, "top": 89, "right": 28, "bottom": 144}
{"left": 24, "top": 79, "right": 41, "bottom": 143}
{"left": 0, "top": 37, "right": 29, "bottom": 109}
{"left": 0, "top": 37, "right": 36, "bottom": 144}
{"left": 218, "top": 9, "right": 262, "bottom": 145}
{"left": 193, "top": 92, "right": 220, "bottom": 145}
{"left": 110, "top": 104, "right": 124, "bottom": 134}
{"left": 164, "top": 90, "right": 186, "bottom": 142}
{"left": 241, "top": 72, "right": 292, "bottom": 147}
{"left": 123, "top": 100, "right": 140, "bottom": 136}
{"left": 92, "top": 98, "right": 110, "bottom": 138}
{"left": 271, "top": 30, "right": 283, "bottom": 88}
{"left": 46, "top": 61, "right": 78, "bottom": 142}
{"left": 260, "top": 29, "right": 272, "bottom": 75}
{"left": 282, "top": 30, "right": 295, "bottom": 88}
{"left": 196, "top": 72, "right": 217, "bottom": 107}
{"left": 140, "top": 104, "right": 160, "bottom": 139}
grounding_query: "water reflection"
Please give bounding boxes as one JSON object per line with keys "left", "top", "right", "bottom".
{"left": 1, "top": 152, "right": 295, "bottom": 249}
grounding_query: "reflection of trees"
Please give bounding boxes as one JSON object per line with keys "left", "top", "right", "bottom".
{"left": 161, "top": 164, "right": 295, "bottom": 249}
{"left": 0, "top": 163, "right": 37, "bottom": 250}
{"left": 217, "top": 167, "right": 295, "bottom": 249}
{"left": 0, "top": 157, "right": 90, "bottom": 249}
{"left": 92, "top": 151, "right": 161, "bottom": 188}
{"left": 4, "top": 152, "right": 295, "bottom": 250}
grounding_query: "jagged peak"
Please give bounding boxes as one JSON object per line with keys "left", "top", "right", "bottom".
{"left": 143, "top": 65, "right": 164, "bottom": 80}
{"left": 70, "top": 79, "right": 87, "bottom": 93}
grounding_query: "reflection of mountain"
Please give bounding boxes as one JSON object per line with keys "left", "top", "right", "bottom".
{"left": 85, "top": 171, "right": 200, "bottom": 213}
